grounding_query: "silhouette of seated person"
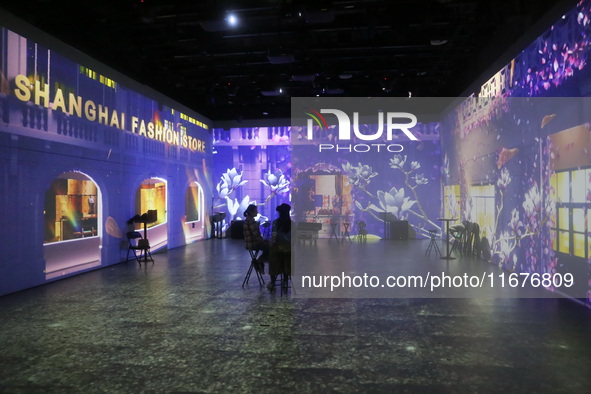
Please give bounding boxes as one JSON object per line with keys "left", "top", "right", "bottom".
{"left": 268, "top": 203, "right": 293, "bottom": 291}
{"left": 243, "top": 204, "right": 269, "bottom": 274}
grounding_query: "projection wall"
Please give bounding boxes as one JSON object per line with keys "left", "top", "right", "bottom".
{"left": 211, "top": 127, "right": 292, "bottom": 228}
{"left": 0, "top": 20, "right": 212, "bottom": 296}
{"left": 441, "top": 0, "right": 591, "bottom": 303}
{"left": 212, "top": 118, "right": 441, "bottom": 241}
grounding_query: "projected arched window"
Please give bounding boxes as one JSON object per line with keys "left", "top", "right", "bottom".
{"left": 136, "top": 178, "right": 167, "bottom": 228}
{"left": 44, "top": 172, "right": 99, "bottom": 243}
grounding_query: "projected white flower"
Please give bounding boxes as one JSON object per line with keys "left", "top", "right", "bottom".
{"left": 497, "top": 167, "right": 511, "bottom": 190}
{"left": 389, "top": 154, "right": 407, "bottom": 170}
{"left": 413, "top": 173, "right": 429, "bottom": 186}
{"left": 367, "top": 187, "right": 416, "bottom": 219}
{"left": 342, "top": 162, "right": 377, "bottom": 188}
{"left": 508, "top": 208, "right": 524, "bottom": 237}
{"left": 217, "top": 168, "right": 248, "bottom": 199}
{"left": 260, "top": 170, "right": 290, "bottom": 195}
{"left": 225, "top": 195, "right": 251, "bottom": 220}
{"left": 523, "top": 184, "right": 541, "bottom": 220}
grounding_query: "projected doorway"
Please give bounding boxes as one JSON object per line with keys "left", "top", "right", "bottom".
{"left": 183, "top": 181, "right": 206, "bottom": 243}
{"left": 43, "top": 171, "right": 102, "bottom": 279}
{"left": 135, "top": 178, "right": 168, "bottom": 250}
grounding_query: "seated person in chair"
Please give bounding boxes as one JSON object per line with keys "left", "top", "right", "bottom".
{"left": 243, "top": 204, "right": 269, "bottom": 274}
{"left": 268, "top": 203, "right": 293, "bottom": 291}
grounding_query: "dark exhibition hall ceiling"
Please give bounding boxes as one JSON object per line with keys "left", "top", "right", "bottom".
{"left": 0, "top": 0, "right": 577, "bottom": 121}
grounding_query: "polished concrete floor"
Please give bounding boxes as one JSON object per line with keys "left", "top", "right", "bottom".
{"left": 1, "top": 238, "right": 591, "bottom": 393}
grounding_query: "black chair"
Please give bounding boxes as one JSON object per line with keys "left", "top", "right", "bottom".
{"left": 449, "top": 224, "right": 465, "bottom": 256}
{"left": 267, "top": 242, "right": 292, "bottom": 295}
{"left": 356, "top": 221, "right": 368, "bottom": 243}
{"left": 267, "top": 273, "right": 292, "bottom": 295}
{"left": 126, "top": 231, "right": 153, "bottom": 266}
{"left": 462, "top": 221, "right": 474, "bottom": 255}
{"left": 471, "top": 222, "right": 481, "bottom": 257}
{"left": 242, "top": 249, "right": 265, "bottom": 288}
{"left": 329, "top": 217, "right": 340, "bottom": 243}
{"left": 425, "top": 229, "right": 441, "bottom": 257}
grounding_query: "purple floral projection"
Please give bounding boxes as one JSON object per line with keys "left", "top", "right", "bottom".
{"left": 292, "top": 122, "right": 441, "bottom": 240}
{"left": 211, "top": 127, "right": 292, "bottom": 231}
{"left": 441, "top": 0, "right": 591, "bottom": 303}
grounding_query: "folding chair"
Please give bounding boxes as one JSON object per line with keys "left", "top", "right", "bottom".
{"left": 267, "top": 244, "right": 292, "bottom": 295}
{"left": 242, "top": 249, "right": 265, "bottom": 288}
{"left": 356, "top": 221, "right": 368, "bottom": 243}
{"left": 267, "top": 273, "right": 292, "bottom": 295}
{"left": 126, "top": 231, "right": 153, "bottom": 266}
{"left": 425, "top": 229, "right": 441, "bottom": 257}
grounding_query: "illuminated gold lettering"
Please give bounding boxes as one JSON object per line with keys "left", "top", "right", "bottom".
{"left": 68, "top": 93, "right": 82, "bottom": 117}
{"left": 147, "top": 122, "right": 154, "bottom": 138}
{"left": 85, "top": 100, "right": 96, "bottom": 121}
{"left": 165, "top": 129, "right": 179, "bottom": 145}
{"left": 139, "top": 120, "right": 147, "bottom": 137}
{"left": 131, "top": 117, "right": 139, "bottom": 133}
{"left": 182, "top": 133, "right": 188, "bottom": 148}
{"left": 14, "top": 75, "right": 31, "bottom": 102}
{"left": 154, "top": 123, "right": 162, "bottom": 140}
{"left": 52, "top": 89, "right": 66, "bottom": 113}
{"left": 97, "top": 105, "right": 109, "bottom": 125}
{"left": 109, "top": 110, "right": 120, "bottom": 129}
{"left": 120, "top": 112, "right": 126, "bottom": 130}
{"left": 35, "top": 80, "right": 50, "bottom": 107}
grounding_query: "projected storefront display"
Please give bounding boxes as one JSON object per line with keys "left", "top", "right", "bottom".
{"left": 182, "top": 181, "right": 206, "bottom": 243}
{"left": 136, "top": 178, "right": 167, "bottom": 229}
{"left": 43, "top": 171, "right": 102, "bottom": 278}
{"left": 0, "top": 19, "right": 211, "bottom": 295}
{"left": 133, "top": 178, "right": 168, "bottom": 251}
{"left": 44, "top": 173, "right": 99, "bottom": 243}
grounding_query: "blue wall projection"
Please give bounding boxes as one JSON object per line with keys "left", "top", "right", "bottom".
{"left": 0, "top": 21, "right": 212, "bottom": 295}
{"left": 441, "top": 0, "right": 591, "bottom": 303}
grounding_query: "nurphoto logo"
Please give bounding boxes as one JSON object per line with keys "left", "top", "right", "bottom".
{"left": 304, "top": 108, "right": 419, "bottom": 153}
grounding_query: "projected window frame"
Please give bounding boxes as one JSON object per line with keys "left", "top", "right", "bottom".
{"left": 468, "top": 184, "right": 495, "bottom": 238}
{"left": 135, "top": 178, "right": 167, "bottom": 229}
{"left": 185, "top": 182, "right": 203, "bottom": 224}
{"left": 550, "top": 168, "right": 591, "bottom": 259}
{"left": 44, "top": 173, "right": 99, "bottom": 244}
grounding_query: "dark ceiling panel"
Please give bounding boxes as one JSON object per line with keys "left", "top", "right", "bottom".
{"left": 0, "top": 0, "right": 577, "bottom": 121}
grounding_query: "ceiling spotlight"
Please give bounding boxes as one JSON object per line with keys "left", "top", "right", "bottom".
{"left": 226, "top": 14, "right": 238, "bottom": 26}
{"left": 279, "top": 88, "right": 283, "bottom": 93}
{"left": 430, "top": 39, "right": 448, "bottom": 46}
{"left": 292, "top": 74, "right": 316, "bottom": 82}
